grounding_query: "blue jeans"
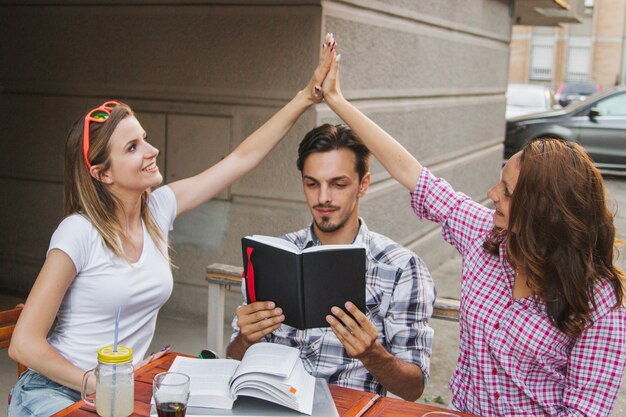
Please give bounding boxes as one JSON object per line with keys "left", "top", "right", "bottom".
{"left": 8, "top": 369, "right": 81, "bottom": 417}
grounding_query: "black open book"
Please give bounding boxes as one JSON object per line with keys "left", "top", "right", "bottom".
{"left": 241, "top": 235, "right": 366, "bottom": 330}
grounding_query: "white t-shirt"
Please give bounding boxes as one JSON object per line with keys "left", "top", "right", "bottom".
{"left": 47, "top": 186, "right": 177, "bottom": 371}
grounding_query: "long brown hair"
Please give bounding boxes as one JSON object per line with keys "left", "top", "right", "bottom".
{"left": 64, "top": 102, "right": 168, "bottom": 262}
{"left": 504, "top": 138, "right": 624, "bottom": 338}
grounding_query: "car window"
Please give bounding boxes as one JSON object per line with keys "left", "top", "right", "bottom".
{"left": 562, "top": 83, "right": 597, "bottom": 96}
{"left": 595, "top": 93, "right": 626, "bottom": 116}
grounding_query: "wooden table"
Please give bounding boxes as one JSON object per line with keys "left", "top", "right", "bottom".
{"left": 54, "top": 352, "right": 479, "bottom": 417}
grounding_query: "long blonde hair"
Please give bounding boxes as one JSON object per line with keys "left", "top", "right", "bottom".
{"left": 64, "top": 102, "right": 169, "bottom": 262}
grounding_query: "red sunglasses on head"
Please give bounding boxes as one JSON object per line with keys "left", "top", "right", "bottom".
{"left": 83, "top": 101, "right": 121, "bottom": 169}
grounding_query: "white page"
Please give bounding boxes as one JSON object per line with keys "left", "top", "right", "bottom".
{"left": 302, "top": 243, "right": 365, "bottom": 253}
{"left": 231, "top": 345, "right": 315, "bottom": 415}
{"left": 150, "top": 378, "right": 338, "bottom": 417}
{"left": 168, "top": 357, "right": 240, "bottom": 408}
{"left": 246, "top": 235, "right": 300, "bottom": 254}
{"left": 233, "top": 361, "right": 315, "bottom": 414}
{"left": 288, "top": 357, "right": 315, "bottom": 414}
{"left": 232, "top": 372, "right": 294, "bottom": 399}
{"left": 233, "top": 343, "right": 298, "bottom": 379}
{"left": 235, "top": 384, "right": 292, "bottom": 406}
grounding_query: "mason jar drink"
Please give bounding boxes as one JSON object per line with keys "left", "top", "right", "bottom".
{"left": 82, "top": 345, "right": 134, "bottom": 417}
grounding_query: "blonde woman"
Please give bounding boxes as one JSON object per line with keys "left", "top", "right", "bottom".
{"left": 8, "top": 34, "right": 336, "bottom": 417}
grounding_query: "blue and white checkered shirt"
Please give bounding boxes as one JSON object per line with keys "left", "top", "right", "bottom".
{"left": 231, "top": 218, "right": 435, "bottom": 395}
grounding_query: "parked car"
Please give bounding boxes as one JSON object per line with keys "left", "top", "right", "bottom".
{"left": 554, "top": 81, "right": 601, "bottom": 107}
{"left": 504, "top": 87, "right": 626, "bottom": 172}
{"left": 506, "top": 83, "right": 557, "bottom": 119}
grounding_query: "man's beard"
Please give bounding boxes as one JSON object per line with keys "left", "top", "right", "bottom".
{"left": 315, "top": 218, "right": 346, "bottom": 233}
{"left": 314, "top": 208, "right": 348, "bottom": 233}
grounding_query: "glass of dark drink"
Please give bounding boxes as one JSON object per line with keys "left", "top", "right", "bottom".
{"left": 153, "top": 372, "right": 190, "bottom": 417}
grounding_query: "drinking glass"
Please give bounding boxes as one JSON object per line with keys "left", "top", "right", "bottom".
{"left": 153, "top": 372, "right": 190, "bottom": 417}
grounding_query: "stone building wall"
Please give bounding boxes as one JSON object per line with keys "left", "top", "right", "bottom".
{"left": 0, "top": 1, "right": 510, "bottom": 318}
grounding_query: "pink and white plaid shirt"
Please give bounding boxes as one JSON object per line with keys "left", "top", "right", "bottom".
{"left": 411, "top": 168, "right": 626, "bottom": 417}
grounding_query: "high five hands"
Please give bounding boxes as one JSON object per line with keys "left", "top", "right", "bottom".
{"left": 320, "top": 34, "right": 342, "bottom": 104}
{"left": 304, "top": 33, "right": 337, "bottom": 105}
{"left": 229, "top": 35, "right": 383, "bottom": 361}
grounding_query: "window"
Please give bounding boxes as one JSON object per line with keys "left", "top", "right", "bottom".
{"left": 566, "top": 37, "right": 592, "bottom": 82}
{"left": 530, "top": 36, "right": 555, "bottom": 81}
{"left": 596, "top": 94, "right": 626, "bottom": 116}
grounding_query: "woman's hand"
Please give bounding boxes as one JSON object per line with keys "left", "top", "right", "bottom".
{"left": 136, "top": 345, "right": 172, "bottom": 369}
{"left": 301, "top": 33, "right": 336, "bottom": 105}
{"left": 322, "top": 44, "right": 343, "bottom": 105}
{"left": 318, "top": 42, "right": 423, "bottom": 191}
{"left": 168, "top": 33, "right": 339, "bottom": 216}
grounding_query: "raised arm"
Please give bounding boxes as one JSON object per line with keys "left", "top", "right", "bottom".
{"left": 322, "top": 54, "right": 422, "bottom": 192}
{"left": 169, "top": 34, "right": 337, "bottom": 216}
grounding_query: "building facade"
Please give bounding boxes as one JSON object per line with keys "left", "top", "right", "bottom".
{"left": 0, "top": 0, "right": 577, "bottom": 318}
{"left": 510, "top": 0, "right": 626, "bottom": 89}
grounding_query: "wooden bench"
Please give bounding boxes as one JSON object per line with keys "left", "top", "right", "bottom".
{"left": 206, "top": 263, "right": 460, "bottom": 357}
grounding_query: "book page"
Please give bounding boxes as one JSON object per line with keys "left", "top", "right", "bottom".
{"left": 150, "top": 379, "right": 337, "bottom": 417}
{"left": 302, "top": 243, "right": 365, "bottom": 253}
{"left": 246, "top": 235, "right": 300, "bottom": 254}
{"left": 168, "top": 356, "right": 240, "bottom": 409}
{"left": 231, "top": 347, "right": 315, "bottom": 415}
{"left": 233, "top": 343, "right": 298, "bottom": 380}
{"left": 286, "top": 355, "right": 315, "bottom": 414}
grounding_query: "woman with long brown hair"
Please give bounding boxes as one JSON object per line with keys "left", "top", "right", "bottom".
{"left": 7, "top": 35, "right": 337, "bottom": 417}
{"left": 319, "top": 50, "right": 626, "bottom": 416}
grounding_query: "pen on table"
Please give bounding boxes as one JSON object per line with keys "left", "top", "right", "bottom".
{"left": 353, "top": 394, "right": 381, "bottom": 417}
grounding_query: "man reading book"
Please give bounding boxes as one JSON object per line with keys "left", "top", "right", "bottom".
{"left": 227, "top": 124, "right": 435, "bottom": 401}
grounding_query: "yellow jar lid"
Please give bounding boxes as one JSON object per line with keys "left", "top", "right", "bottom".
{"left": 98, "top": 346, "right": 133, "bottom": 364}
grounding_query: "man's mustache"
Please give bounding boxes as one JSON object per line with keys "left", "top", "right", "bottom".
{"left": 313, "top": 204, "right": 339, "bottom": 210}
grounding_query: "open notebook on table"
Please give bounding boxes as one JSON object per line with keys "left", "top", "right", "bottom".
{"left": 150, "top": 379, "right": 338, "bottom": 417}
{"left": 150, "top": 343, "right": 338, "bottom": 416}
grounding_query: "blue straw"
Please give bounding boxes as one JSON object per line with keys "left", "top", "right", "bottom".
{"left": 113, "top": 306, "right": 121, "bottom": 352}
{"left": 111, "top": 306, "right": 122, "bottom": 416}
